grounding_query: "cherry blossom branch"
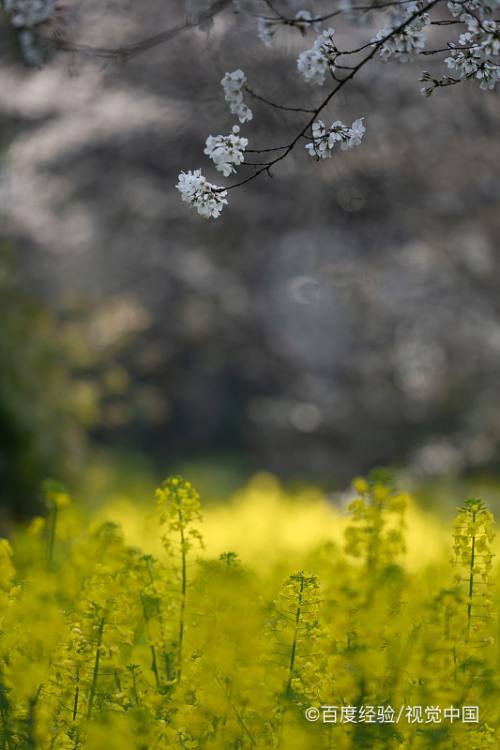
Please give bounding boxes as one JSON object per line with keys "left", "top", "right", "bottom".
{"left": 245, "top": 87, "right": 317, "bottom": 114}
{"left": 257, "top": 0, "right": 423, "bottom": 25}
{"left": 174, "top": 0, "right": 499, "bottom": 217}
{"left": 420, "top": 42, "right": 485, "bottom": 54}
{"left": 223, "top": 0, "right": 442, "bottom": 193}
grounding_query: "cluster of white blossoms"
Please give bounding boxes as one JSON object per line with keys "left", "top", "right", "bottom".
{"left": 221, "top": 69, "right": 253, "bottom": 123}
{"left": 2, "top": 0, "right": 54, "bottom": 26}
{"left": 257, "top": 16, "right": 275, "bottom": 48}
{"left": 295, "top": 10, "right": 321, "bottom": 34}
{"left": 176, "top": 75, "right": 251, "bottom": 217}
{"left": 447, "top": 0, "right": 482, "bottom": 18}
{"left": 305, "top": 118, "right": 366, "bottom": 159}
{"left": 176, "top": 170, "right": 228, "bottom": 219}
{"left": 204, "top": 125, "right": 248, "bottom": 177}
{"left": 445, "top": 15, "right": 500, "bottom": 90}
{"left": 373, "top": 14, "right": 430, "bottom": 61}
{"left": 297, "top": 28, "right": 338, "bottom": 85}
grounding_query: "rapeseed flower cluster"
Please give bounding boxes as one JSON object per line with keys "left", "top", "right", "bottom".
{"left": 0, "top": 472, "right": 499, "bottom": 748}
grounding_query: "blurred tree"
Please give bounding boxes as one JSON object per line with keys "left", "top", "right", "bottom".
{"left": 0, "top": 245, "right": 156, "bottom": 521}
{"left": 0, "top": 245, "right": 77, "bottom": 521}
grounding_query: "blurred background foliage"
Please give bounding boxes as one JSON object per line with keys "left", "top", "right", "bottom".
{"left": 0, "top": 244, "right": 79, "bottom": 521}
{"left": 0, "top": 243, "right": 164, "bottom": 522}
{"left": 1, "top": 1, "right": 500, "bottom": 520}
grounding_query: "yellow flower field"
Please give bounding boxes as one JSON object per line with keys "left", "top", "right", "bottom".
{"left": 1, "top": 472, "right": 499, "bottom": 749}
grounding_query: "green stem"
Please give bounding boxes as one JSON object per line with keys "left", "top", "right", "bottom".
{"left": 87, "top": 617, "right": 105, "bottom": 720}
{"left": 178, "top": 508, "right": 187, "bottom": 680}
{"left": 131, "top": 668, "right": 140, "bottom": 706}
{"left": 213, "top": 672, "right": 255, "bottom": 747}
{"left": 466, "top": 510, "right": 477, "bottom": 642}
{"left": 144, "top": 558, "right": 170, "bottom": 683}
{"left": 286, "top": 574, "right": 304, "bottom": 696}
{"left": 72, "top": 667, "right": 80, "bottom": 722}
{"left": 26, "top": 697, "right": 37, "bottom": 749}
{"left": 140, "top": 594, "right": 161, "bottom": 688}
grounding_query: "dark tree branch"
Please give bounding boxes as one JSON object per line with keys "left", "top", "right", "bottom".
{"left": 44, "top": 0, "right": 233, "bottom": 60}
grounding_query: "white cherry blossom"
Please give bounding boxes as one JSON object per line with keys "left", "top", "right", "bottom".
{"left": 257, "top": 17, "right": 275, "bottom": 48}
{"left": 176, "top": 170, "right": 228, "bottom": 219}
{"left": 294, "top": 10, "right": 321, "bottom": 34}
{"left": 204, "top": 126, "right": 248, "bottom": 177}
{"left": 373, "top": 15, "right": 430, "bottom": 61}
{"left": 221, "top": 70, "right": 253, "bottom": 123}
{"left": 305, "top": 118, "right": 366, "bottom": 159}
{"left": 297, "top": 29, "right": 338, "bottom": 85}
